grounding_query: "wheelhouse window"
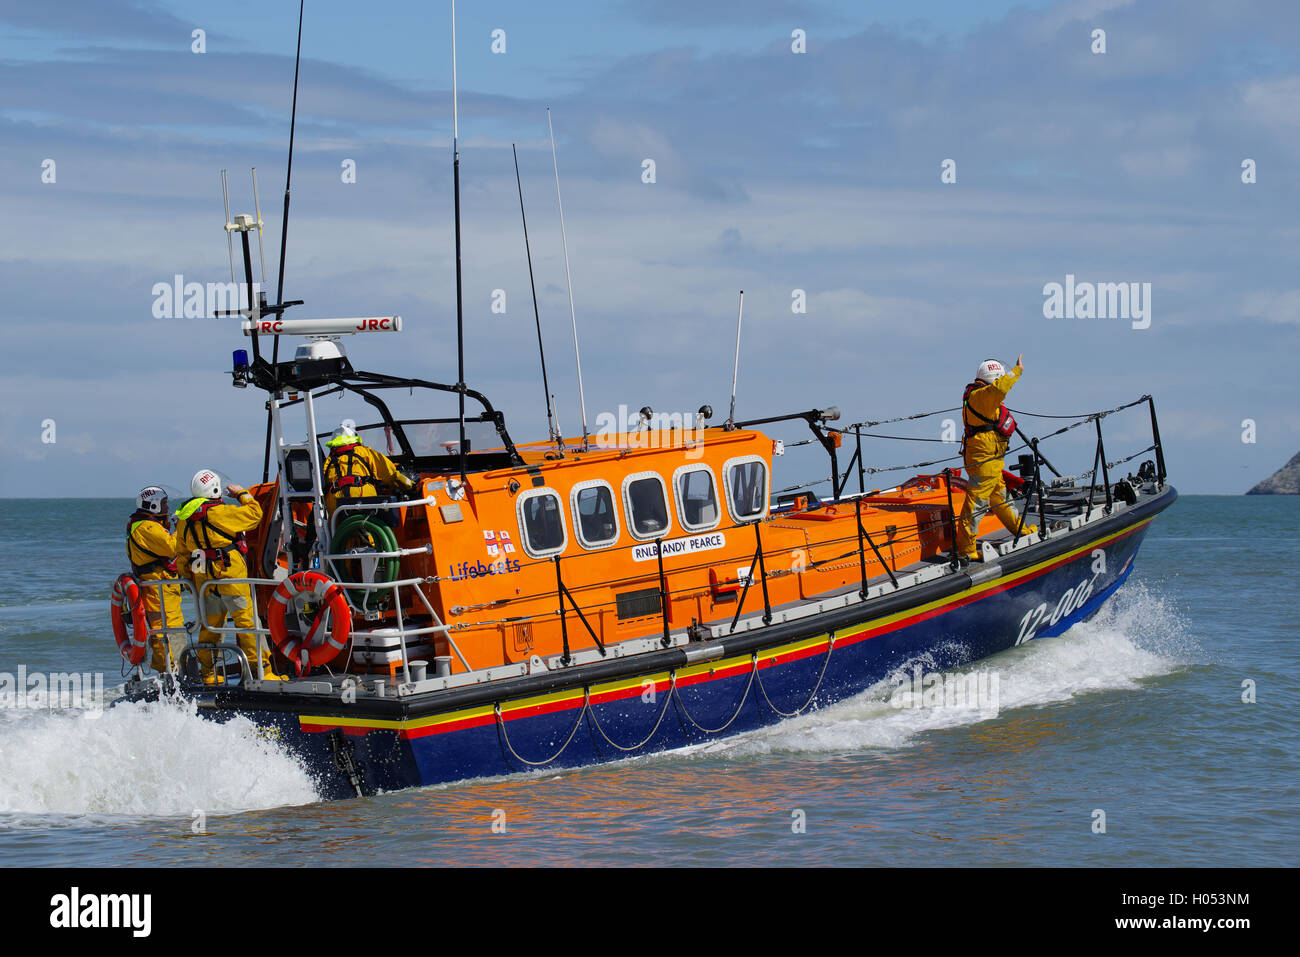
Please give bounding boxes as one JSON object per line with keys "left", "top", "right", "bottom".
{"left": 674, "top": 465, "right": 719, "bottom": 531}
{"left": 725, "top": 457, "right": 769, "bottom": 522}
{"left": 571, "top": 480, "right": 619, "bottom": 549}
{"left": 623, "top": 472, "right": 671, "bottom": 540}
{"left": 517, "top": 488, "right": 566, "bottom": 557}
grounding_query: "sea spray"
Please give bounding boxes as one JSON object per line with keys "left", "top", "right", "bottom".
{"left": 0, "top": 694, "right": 319, "bottom": 818}
{"left": 691, "top": 581, "right": 1192, "bottom": 758}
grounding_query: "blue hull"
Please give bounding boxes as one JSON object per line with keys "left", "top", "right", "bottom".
{"left": 187, "top": 488, "right": 1173, "bottom": 801}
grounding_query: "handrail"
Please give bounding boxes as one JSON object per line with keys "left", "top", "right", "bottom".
{"left": 222, "top": 395, "right": 1170, "bottom": 679}
{"left": 328, "top": 495, "right": 438, "bottom": 537}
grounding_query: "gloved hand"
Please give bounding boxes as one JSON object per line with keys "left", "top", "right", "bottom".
{"left": 395, "top": 471, "right": 419, "bottom": 497}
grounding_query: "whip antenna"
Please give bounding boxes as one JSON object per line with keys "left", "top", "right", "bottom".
{"left": 452, "top": 0, "right": 468, "bottom": 483}
{"left": 513, "top": 143, "right": 559, "bottom": 447}
{"left": 250, "top": 167, "right": 267, "bottom": 285}
{"left": 274, "top": 0, "right": 304, "bottom": 320}
{"left": 547, "top": 108, "right": 589, "bottom": 450}
{"left": 262, "top": 0, "right": 305, "bottom": 482}
{"left": 726, "top": 290, "right": 744, "bottom": 430}
{"left": 221, "top": 169, "right": 236, "bottom": 287}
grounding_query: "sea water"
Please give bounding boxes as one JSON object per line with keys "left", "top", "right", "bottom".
{"left": 0, "top": 496, "right": 1294, "bottom": 866}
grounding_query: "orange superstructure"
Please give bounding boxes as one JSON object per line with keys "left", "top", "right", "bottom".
{"left": 246, "top": 425, "right": 997, "bottom": 677}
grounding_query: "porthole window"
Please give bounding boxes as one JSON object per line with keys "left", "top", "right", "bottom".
{"left": 724, "top": 456, "right": 769, "bottom": 522}
{"left": 622, "top": 472, "right": 671, "bottom": 541}
{"left": 516, "top": 488, "right": 566, "bottom": 557}
{"left": 673, "top": 465, "right": 720, "bottom": 531}
{"left": 570, "top": 480, "right": 620, "bottom": 549}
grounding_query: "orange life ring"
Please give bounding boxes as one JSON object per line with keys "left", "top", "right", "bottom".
{"left": 110, "top": 573, "right": 149, "bottom": 665}
{"left": 268, "top": 571, "right": 352, "bottom": 676}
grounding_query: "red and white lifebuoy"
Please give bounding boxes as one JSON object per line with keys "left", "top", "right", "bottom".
{"left": 268, "top": 571, "right": 352, "bottom": 676}
{"left": 110, "top": 573, "right": 149, "bottom": 665}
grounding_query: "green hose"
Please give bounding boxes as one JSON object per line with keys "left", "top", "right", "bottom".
{"left": 329, "top": 515, "right": 400, "bottom": 611}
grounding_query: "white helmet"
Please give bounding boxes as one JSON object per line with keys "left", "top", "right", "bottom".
{"left": 190, "top": 469, "right": 222, "bottom": 499}
{"left": 975, "top": 358, "right": 1006, "bottom": 384}
{"left": 328, "top": 424, "right": 360, "bottom": 448}
{"left": 136, "top": 485, "right": 168, "bottom": 515}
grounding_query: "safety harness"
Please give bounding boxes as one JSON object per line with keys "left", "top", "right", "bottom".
{"left": 324, "top": 443, "right": 377, "bottom": 497}
{"left": 962, "top": 380, "right": 1017, "bottom": 453}
{"left": 180, "top": 501, "right": 247, "bottom": 570}
{"left": 126, "top": 514, "right": 178, "bottom": 576}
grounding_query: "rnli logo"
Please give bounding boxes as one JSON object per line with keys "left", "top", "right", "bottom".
{"left": 483, "top": 529, "right": 516, "bottom": 558}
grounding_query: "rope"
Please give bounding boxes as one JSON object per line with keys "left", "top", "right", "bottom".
{"left": 586, "top": 672, "right": 678, "bottom": 752}
{"left": 753, "top": 636, "right": 835, "bottom": 718}
{"left": 1009, "top": 396, "right": 1149, "bottom": 420}
{"left": 1108, "top": 444, "right": 1157, "bottom": 470}
{"left": 674, "top": 654, "right": 758, "bottom": 734}
{"left": 864, "top": 452, "right": 965, "bottom": 475}
{"left": 832, "top": 407, "right": 961, "bottom": 431}
{"left": 494, "top": 687, "right": 589, "bottom": 768}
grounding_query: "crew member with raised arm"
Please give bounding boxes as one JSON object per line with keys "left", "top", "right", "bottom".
{"left": 956, "top": 355, "right": 1037, "bottom": 561}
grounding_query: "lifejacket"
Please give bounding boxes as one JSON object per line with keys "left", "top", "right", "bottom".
{"left": 324, "top": 443, "right": 377, "bottom": 497}
{"left": 180, "top": 500, "right": 248, "bottom": 570}
{"left": 962, "top": 380, "right": 1017, "bottom": 443}
{"left": 126, "top": 513, "right": 178, "bottom": 577}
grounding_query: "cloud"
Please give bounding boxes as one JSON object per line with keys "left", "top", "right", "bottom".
{"left": 615, "top": 0, "right": 838, "bottom": 29}
{"left": 3, "top": 0, "right": 1300, "bottom": 495}
{"left": 1240, "top": 289, "right": 1300, "bottom": 324}
{"left": 0, "top": 0, "right": 204, "bottom": 44}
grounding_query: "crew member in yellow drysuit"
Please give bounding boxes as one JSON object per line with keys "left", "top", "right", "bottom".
{"left": 175, "top": 469, "right": 283, "bottom": 682}
{"left": 321, "top": 424, "right": 414, "bottom": 520}
{"left": 126, "top": 486, "right": 186, "bottom": 673}
{"left": 956, "top": 355, "right": 1037, "bottom": 561}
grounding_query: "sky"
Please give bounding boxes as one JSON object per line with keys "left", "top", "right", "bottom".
{"left": 1, "top": 0, "right": 1297, "bottom": 497}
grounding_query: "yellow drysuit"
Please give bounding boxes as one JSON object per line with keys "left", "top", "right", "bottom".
{"left": 322, "top": 437, "right": 413, "bottom": 515}
{"left": 127, "top": 515, "right": 187, "bottom": 672}
{"left": 175, "top": 491, "right": 276, "bottom": 681}
{"left": 956, "top": 363, "right": 1037, "bottom": 559}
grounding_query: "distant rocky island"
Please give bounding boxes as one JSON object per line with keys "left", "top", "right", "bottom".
{"left": 1247, "top": 451, "right": 1300, "bottom": 494}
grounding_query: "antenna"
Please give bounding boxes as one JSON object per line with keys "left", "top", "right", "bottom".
{"left": 221, "top": 169, "right": 236, "bottom": 287}
{"left": 513, "top": 143, "right": 559, "bottom": 447}
{"left": 250, "top": 168, "right": 267, "bottom": 286}
{"left": 264, "top": 0, "right": 305, "bottom": 483}
{"left": 547, "top": 108, "right": 589, "bottom": 450}
{"left": 274, "top": 0, "right": 304, "bottom": 319}
{"left": 451, "top": 0, "right": 468, "bottom": 484}
{"left": 726, "top": 290, "right": 744, "bottom": 430}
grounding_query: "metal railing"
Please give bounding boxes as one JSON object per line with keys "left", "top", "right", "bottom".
{"left": 128, "top": 397, "right": 1167, "bottom": 691}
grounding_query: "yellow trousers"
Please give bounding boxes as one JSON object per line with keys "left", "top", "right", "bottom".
{"left": 139, "top": 575, "right": 187, "bottom": 673}
{"left": 956, "top": 456, "right": 1035, "bottom": 559}
{"left": 195, "top": 579, "right": 274, "bottom": 679}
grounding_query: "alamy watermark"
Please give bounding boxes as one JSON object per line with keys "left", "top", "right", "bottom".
{"left": 0, "top": 666, "right": 105, "bottom": 715}
{"left": 593, "top": 405, "right": 707, "bottom": 458}
{"left": 888, "top": 666, "right": 1001, "bottom": 717}
{"left": 1042, "top": 274, "right": 1151, "bottom": 329}
{"left": 151, "top": 275, "right": 261, "bottom": 319}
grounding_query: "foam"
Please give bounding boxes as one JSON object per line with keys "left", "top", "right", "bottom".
{"left": 692, "top": 581, "right": 1190, "bottom": 758}
{"left": 0, "top": 695, "right": 320, "bottom": 822}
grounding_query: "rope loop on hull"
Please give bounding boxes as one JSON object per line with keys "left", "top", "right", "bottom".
{"left": 586, "top": 671, "right": 678, "bottom": 753}
{"left": 753, "top": 634, "right": 836, "bottom": 718}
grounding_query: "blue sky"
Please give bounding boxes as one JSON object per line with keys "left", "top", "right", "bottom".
{"left": 2, "top": 0, "right": 1298, "bottom": 496}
